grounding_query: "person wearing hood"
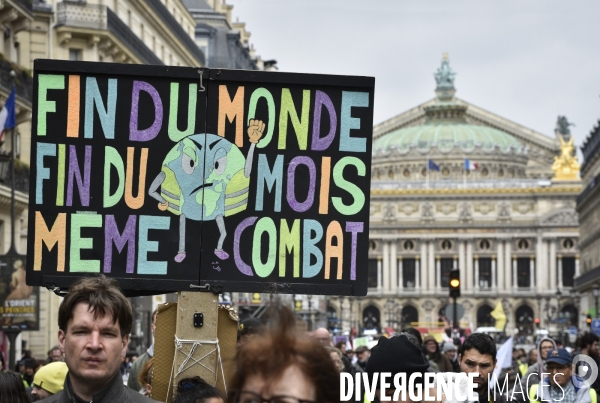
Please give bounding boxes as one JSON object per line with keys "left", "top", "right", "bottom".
{"left": 524, "top": 337, "right": 557, "bottom": 390}
{"left": 529, "top": 348, "right": 597, "bottom": 403}
{"left": 423, "top": 335, "right": 453, "bottom": 372}
{"left": 365, "top": 334, "right": 437, "bottom": 403}
{"left": 442, "top": 342, "right": 461, "bottom": 373}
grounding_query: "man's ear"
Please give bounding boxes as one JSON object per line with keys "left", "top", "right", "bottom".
{"left": 458, "top": 354, "right": 462, "bottom": 363}
{"left": 121, "top": 334, "right": 130, "bottom": 355}
{"left": 58, "top": 329, "right": 66, "bottom": 352}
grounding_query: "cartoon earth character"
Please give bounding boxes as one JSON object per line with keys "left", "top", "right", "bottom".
{"left": 149, "top": 120, "right": 265, "bottom": 262}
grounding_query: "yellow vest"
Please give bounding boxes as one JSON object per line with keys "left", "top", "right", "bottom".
{"left": 529, "top": 383, "right": 597, "bottom": 403}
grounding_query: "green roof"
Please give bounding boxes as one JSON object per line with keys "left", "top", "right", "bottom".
{"left": 373, "top": 122, "right": 522, "bottom": 153}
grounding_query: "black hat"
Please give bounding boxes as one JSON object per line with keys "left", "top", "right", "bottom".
{"left": 355, "top": 345, "right": 370, "bottom": 354}
{"left": 237, "top": 317, "right": 264, "bottom": 339}
{"left": 23, "top": 358, "right": 37, "bottom": 369}
{"left": 366, "top": 334, "right": 429, "bottom": 382}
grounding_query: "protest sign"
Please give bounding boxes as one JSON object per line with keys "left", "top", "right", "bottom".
{"left": 27, "top": 60, "right": 374, "bottom": 296}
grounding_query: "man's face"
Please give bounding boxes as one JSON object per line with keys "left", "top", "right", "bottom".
{"left": 425, "top": 341, "right": 437, "bottom": 354}
{"left": 591, "top": 341, "right": 599, "bottom": 355}
{"left": 459, "top": 349, "right": 496, "bottom": 394}
{"left": 357, "top": 350, "right": 370, "bottom": 362}
{"left": 546, "top": 362, "right": 572, "bottom": 387}
{"left": 32, "top": 385, "right": 52, "bottom": 400}
{"left": 529, "top": 349, "right": 538, "bottom": 363}
{"left": 313, "top": 330, "right": 331, "bottom": 346}
{"left": 540, "top": 341, "right": 554, "bottom": 360}
{"left": 58, "top": 303, "right": 128, "bottom": 388}
{"left": 51, "top": 349, "right": 63, "bottom": 362}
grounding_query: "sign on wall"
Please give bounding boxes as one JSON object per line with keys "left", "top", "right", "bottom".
{"left": 0, "top": 255, "right": 39, "bottom": 331}
{"left": 27, "top": 60, "right": 374, "bottom": 296}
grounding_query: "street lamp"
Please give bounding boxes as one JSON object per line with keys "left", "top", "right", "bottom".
{"left": 593, "top": 285, "right": 600, "bottom": 318}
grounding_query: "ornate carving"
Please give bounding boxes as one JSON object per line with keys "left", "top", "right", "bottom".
{"left": 474, "top": 203, "right": 492, "bottom": 215}
{"left": 370, "top": 204, "right": 381, "bottom": 216}
{"left": 422, "top": 300, "right": 435, "bottom": 311}
{"left": 497, "top": 202, "right": 511, "bottom": 221}
{"left": 402, "top": 203, "right": 417, "bottom": 215}
{"left": 555, "top": 116, "right": 574, "bottom": 140}
{"left": 421, "top": 203, "right": 435, "bottom": 222}
{"left": 437, "top": 203, "right": 457, "bottom": 215}
{"left": 512, "top": 202, "right": 533, "bottom": 214}
{"left": 383, "top": 203, "right": 397, "bottom": 222}
{"left": 542, "top": 209, "right": 578, "bottom": 225}
{"left": 458, "top": 202, "right": 473, "bottom": 223}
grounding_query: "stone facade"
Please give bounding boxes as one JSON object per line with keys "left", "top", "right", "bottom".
{"left": 327, "top": 58, "right": 582, "bottom": 338}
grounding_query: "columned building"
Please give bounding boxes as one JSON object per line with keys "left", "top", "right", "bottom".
{"left": 328, "top": 57, "right": 582, "bottom": 338}
{"left": 575, "top": 119, "right": 600, "bottom": 316}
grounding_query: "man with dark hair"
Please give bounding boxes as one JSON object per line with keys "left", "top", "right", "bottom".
{"left": 458, "top": 333, "right": 497, "bottom": 403}
{"left": 578, "top": 332, "right": 600, "bottom": 394}
{"left": 47, "top": 275, "right": 156, "bottom": 402}
{"left": 335, "top": 341, "right": 352, "bottom": 372}
{"left": 172, "top": 376, "right": 223, "bottom": 403}
{"left": 128, "top": 309, "right": 157, "bottom": 391}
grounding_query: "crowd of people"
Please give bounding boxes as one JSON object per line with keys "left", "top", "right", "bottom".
{"left": 1, "top": 275, "right": 599, "bottom": 403}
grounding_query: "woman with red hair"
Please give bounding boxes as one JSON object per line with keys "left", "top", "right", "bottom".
{"left": 230, "top": 306, "right": 340, "bottom": 403}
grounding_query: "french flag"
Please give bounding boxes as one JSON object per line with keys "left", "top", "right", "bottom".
{"left": 464, "top": 158, "right": 478, "bottom": 171}
{"left": 0, "top": 87, "right": 16, "bottom": 143}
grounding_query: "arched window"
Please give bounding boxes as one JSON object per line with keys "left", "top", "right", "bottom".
{"left": 515, "top": 305, "right": 534, "bottom": 335}
{"left": 477, "top": 305, "right": 495, "bottom": 328}
{"left": 362, "top": 306, "right": 380, "bottom": 333}
{"left": 402, "top": 306, "right": 419, "bottom": 328}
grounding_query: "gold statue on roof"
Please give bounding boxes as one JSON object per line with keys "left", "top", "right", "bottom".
{"left": 552, "top": 134, "right": 580, "bottom": 180}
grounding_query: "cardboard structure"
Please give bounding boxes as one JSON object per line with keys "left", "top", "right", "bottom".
{"left": 152, "top": 297, "right": 238, "bottom": 402}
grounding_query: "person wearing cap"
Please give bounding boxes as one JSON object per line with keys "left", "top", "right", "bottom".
{"left": 365, "top": 334, "right": 436, "bottom": 403}
{"left": 31, "top": 362, "right": 69, "bottom": 400}
{"left": 529, "top": 348, "right": 597, "bottom": 403}
{"left": 237, "top": 317, "right": 264, "bottom": 348}
{"left": 442, "top": 342, "right": 460, "bottom": 373}
{"left": 423, "top": 335, "right": 453, "bottom": 372}
{"left": 353, "top": 345, "right": 371, "bottom": 374}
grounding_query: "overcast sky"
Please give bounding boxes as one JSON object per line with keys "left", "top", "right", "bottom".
{"left": 229, "top": 0, "right": 599, "bottom": 157}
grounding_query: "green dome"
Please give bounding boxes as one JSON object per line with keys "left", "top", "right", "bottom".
{"left": 373, "top": 122, "right": 522, "bottom": 153}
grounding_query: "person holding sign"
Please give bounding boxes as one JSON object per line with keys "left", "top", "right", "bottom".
{"left": 148, "top": 120, "right": 265, "bottom": 262}
{"left": 46, "top": 275, "right": 157, "bottom": 402}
